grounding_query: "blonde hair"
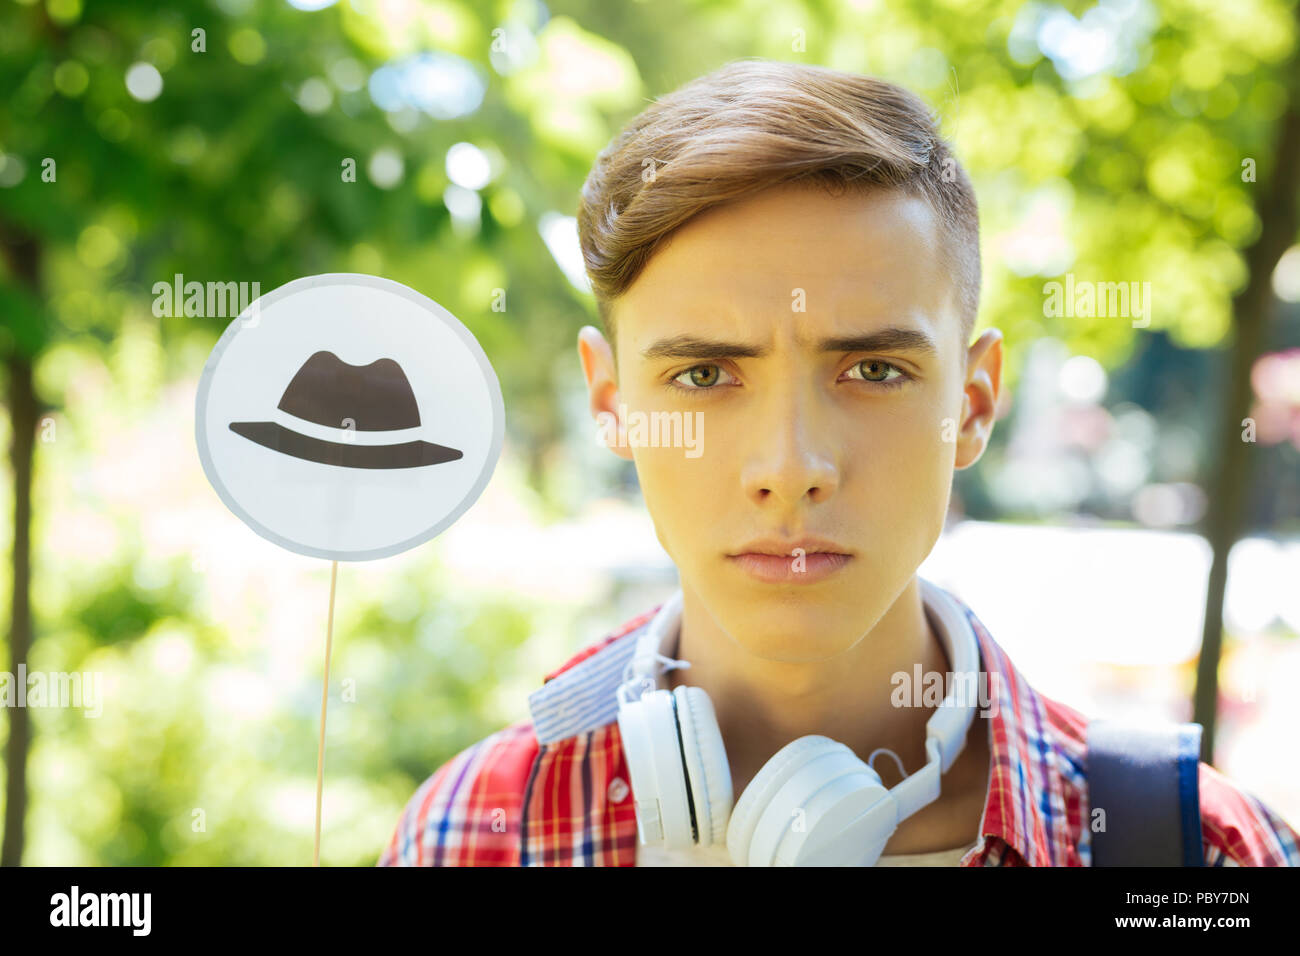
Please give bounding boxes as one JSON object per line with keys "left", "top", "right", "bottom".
{"left": 577, "top": 58, "right": 980, "bottom": 346}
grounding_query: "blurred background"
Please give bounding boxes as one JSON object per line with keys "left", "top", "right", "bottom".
{"left": 1, "top": 0, "right": 1298, "bottom": 865}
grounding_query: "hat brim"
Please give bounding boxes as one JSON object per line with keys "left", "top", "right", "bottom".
{"left": 228, "top": 421, "right": 463, "bottom": 470}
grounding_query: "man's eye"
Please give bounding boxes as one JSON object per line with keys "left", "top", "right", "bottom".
{"left": 845, "top": 359, "right": 906, "bottom": 385}
{"left": 672, "top": 364, "right": 735, "bottom": 389}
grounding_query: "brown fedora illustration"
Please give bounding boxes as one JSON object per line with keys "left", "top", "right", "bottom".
{"left": 229, "top": 350, "right": 464, "bottom": 470}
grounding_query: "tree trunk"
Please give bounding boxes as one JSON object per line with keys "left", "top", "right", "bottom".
{"left": 1192, "top": 59, "right": 1300, "bottom": 764}
{"left": 2, "top": 353, "right": 36, "bottom": 867}
{"left": 0, "top": 220, "right": 41, "bottom": 867}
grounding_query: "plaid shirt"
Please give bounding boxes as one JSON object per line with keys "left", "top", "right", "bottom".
{"left": 378, "top": 585, "right": 1300, "bottom": 867}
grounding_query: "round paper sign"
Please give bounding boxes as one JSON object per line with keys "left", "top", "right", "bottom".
{"left": 195, "top": 273, "right": 505, "bottom": 561}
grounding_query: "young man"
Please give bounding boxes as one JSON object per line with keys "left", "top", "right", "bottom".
{"left": 378, "top": 59, "right": 1299, "bottom": 866}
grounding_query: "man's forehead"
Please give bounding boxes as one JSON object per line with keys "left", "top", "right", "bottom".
{"left": 648, "top": 187, "right": 940, "bottom": 270}
{"left": 625, "top": 192, "right": 943, "bottom": 289}
{"left": 609, "top": 186, "right": 963, "bottom": 359}
{"left": 616, "top": 272, "right": 950, "bottom": 359}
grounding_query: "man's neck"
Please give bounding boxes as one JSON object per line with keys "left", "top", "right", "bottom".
{"left": 664, "top": 576, "right": 950, "bottom": 802}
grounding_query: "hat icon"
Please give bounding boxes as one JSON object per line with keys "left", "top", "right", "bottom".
{"left": 228, "top": 350, "right": 464, "bottom": 470}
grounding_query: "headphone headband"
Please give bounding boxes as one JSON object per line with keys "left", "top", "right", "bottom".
{"left": 918, "top": 578, "right": 980, "bottom": 773}
{"left": 623, "top": 589, "right": 685, "bottom": 687}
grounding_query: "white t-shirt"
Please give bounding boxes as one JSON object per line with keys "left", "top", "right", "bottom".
{"left": 635, "top": 839, "right": 979, "bottom": 866}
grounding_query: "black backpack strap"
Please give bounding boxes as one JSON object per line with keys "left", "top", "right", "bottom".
{"left": 1086, "top": 718, "right": 1204, "bottom": 866}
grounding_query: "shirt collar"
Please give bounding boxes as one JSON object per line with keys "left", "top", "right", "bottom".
{"left": 526, "top": 579, "right": 1064, "bottom": 866}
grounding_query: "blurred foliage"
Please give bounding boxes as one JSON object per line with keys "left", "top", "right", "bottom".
{"left": 67, "top": 559, "right": 195, "bottom": 646}
{"left": 0, "top": 0, "right": 1298, "bottom": 863}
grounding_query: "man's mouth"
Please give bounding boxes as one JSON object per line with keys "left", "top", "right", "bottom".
{"left": 725, "top": 536, "right": 854, "bottom": 585}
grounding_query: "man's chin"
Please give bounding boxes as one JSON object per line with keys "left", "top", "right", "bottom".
{"left": 705, "top": 592, "right": 877, "bottom": 662}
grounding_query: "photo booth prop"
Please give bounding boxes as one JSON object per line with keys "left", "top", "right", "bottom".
{"left": 195, "top": 273, "right": 505, "bottom": 863}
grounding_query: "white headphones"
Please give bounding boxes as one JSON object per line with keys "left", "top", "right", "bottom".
{"left": 615, "top": 578, "right": 979, "bottom": 866}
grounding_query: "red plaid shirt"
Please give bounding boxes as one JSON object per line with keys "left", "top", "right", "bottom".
{"left": 378, "top": 585, "right": 1300, "bottom": 866}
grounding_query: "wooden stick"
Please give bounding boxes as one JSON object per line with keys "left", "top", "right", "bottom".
{"left": 313, "top": 559, "right": 339, "bottom": 866}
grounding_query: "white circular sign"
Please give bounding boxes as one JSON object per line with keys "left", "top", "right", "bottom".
{"left": 195, "top": 273, "right": 504, "bottom": 561}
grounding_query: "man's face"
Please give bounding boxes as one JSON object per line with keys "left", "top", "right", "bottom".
{"left": 580, "top": 183, "right": 1000, "bottom": 661}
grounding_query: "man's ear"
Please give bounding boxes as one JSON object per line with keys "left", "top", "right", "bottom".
{"left": 954, "top": 328, "right": 1004, "bottom": 471}
{"left": 577, "top": 325, "right": 633, "bottom": 462}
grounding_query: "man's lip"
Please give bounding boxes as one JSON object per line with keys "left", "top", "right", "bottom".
{"left": 727, "top": 537, "right": 853, "bottom": 557}
{"left": 726, "top": 551, "right": 853, "bottom": 584}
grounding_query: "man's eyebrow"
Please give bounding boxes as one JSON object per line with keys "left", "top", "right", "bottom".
{"left": 640, "top": 326, "right": 937, "bottom": 360}
{"left": 818, "top": 327, "right": 937, "bottom": 355}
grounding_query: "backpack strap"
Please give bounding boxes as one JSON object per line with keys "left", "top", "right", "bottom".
{"left": 1086, "top": 718, "right": 1204, "bottom": 866}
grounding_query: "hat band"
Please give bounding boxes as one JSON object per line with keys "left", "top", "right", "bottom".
{"left": 270, "top": 407, "right": 429, "bottom": 446}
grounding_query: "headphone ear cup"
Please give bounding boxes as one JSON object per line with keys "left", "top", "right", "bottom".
{"left": 617, "top": 689, "right": 696, "bottom": 849}
{"left": 756, "top": 743, "right": 893, "bottom": 866}
{"left": 673, "top": 686, "right": 732, "bottom": 847}
{"left": 727, "top": 736, "right": 833, "bottom": 866}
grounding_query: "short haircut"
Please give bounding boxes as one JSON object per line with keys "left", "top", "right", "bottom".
{"left": 577, "top": 58, "right": 981, "bottom": 353}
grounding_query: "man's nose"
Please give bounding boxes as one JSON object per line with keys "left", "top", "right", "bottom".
{"left": 739, "top": 387, "right": 841, "bottom": 508}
